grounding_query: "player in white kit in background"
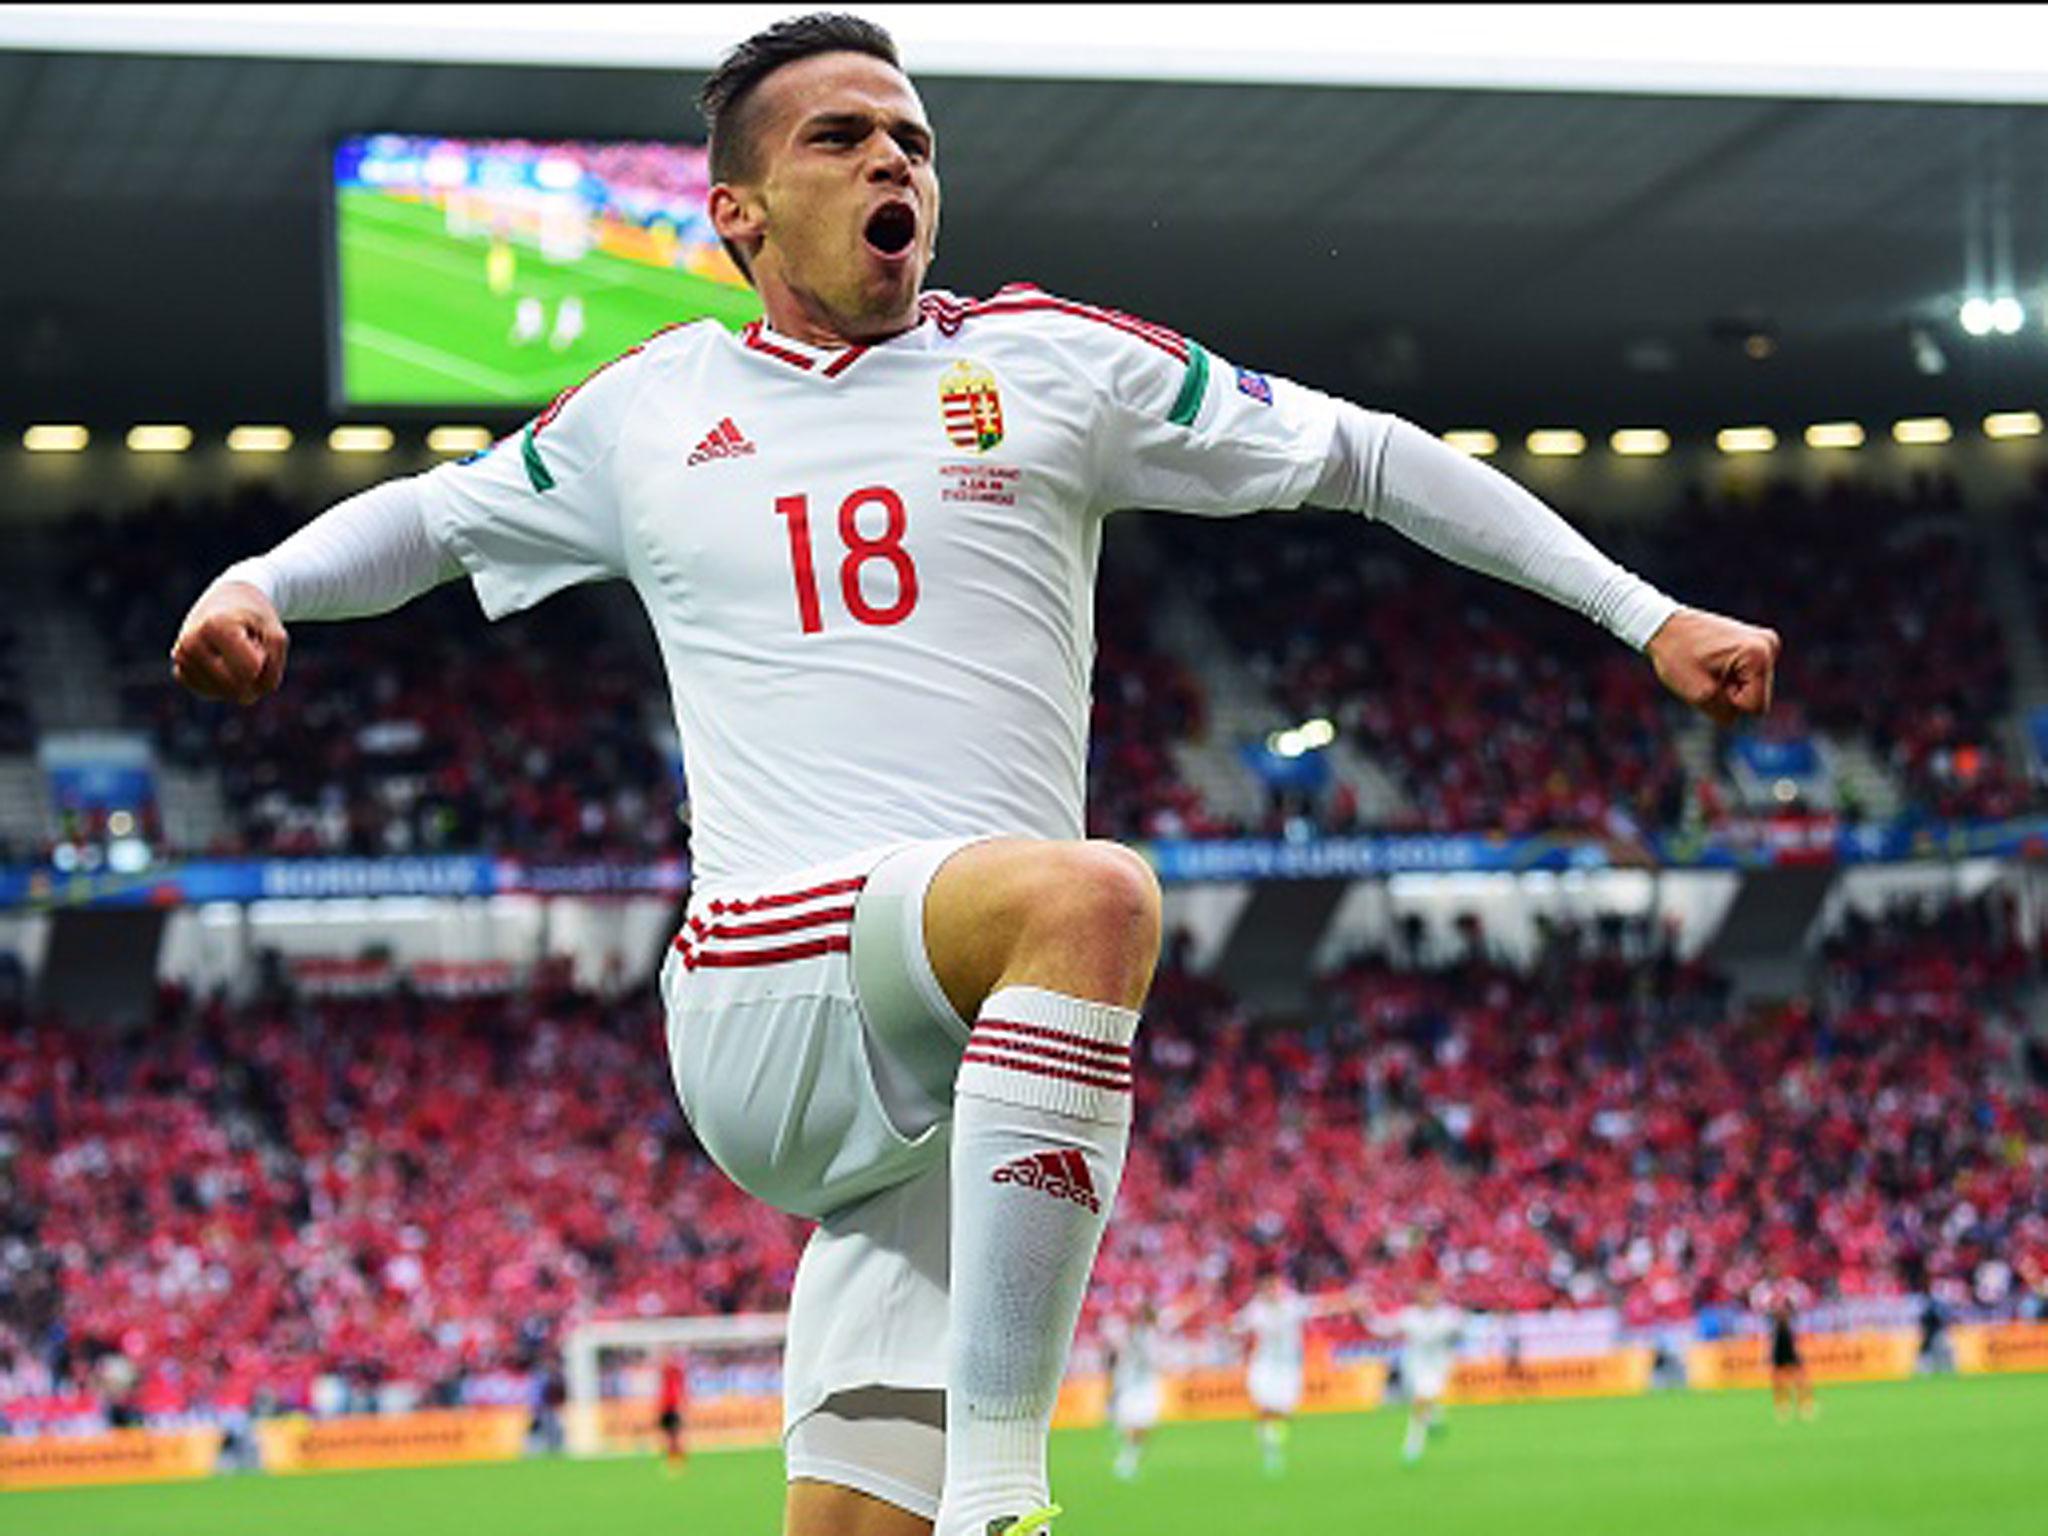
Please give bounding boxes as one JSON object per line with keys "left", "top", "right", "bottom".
{"left": 171, "top": 14, "right": 1782, "bottom": 1536}
{"left": 1384, "top": 1280, "right": 1466, "bottom": 1464}
{"left": 1232, "top": 1273, "right": 1369, "bottom": 1475}
{"left": 1102, "top": 1298, "right": 1186, "bottom": 1481}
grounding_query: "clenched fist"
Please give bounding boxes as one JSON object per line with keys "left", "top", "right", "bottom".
{"left": 170, "top": 580, "right": 290, "bottom": 705}
{"left": 1646, "top": 606, "right": 1781, "bottom": 725}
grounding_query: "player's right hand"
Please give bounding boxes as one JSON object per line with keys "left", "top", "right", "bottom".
{"left": 170, "top": 580, "right": 289, "bottom": 705}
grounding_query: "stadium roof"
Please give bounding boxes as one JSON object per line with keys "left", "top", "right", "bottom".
{"left": 3, "top": 11, "right": 2047, "bottom": 430}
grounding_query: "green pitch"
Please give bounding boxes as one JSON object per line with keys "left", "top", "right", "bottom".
{"left": 10, "top": 1376, "right": 2045, "bottom": 1534}
{"left": 336, "top": 188, "right": 761, "bottom": 407}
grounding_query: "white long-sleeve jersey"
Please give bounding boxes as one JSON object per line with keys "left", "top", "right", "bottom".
{"left": 222, "top": 286, "right": 1676, "bottom": 892}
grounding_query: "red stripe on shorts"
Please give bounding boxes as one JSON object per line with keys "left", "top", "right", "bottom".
{"left": 690, "top": 905, "right": 856, "bottom": 941}
{"left": 674, "top": 934, "right": 852, "bottom": 970}
{"left": 707, "top": 876, "right": 867, "bottom": 916}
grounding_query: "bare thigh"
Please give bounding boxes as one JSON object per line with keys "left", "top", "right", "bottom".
{"left": 787, "top": 1480, "right": 932, "bottom": 1536}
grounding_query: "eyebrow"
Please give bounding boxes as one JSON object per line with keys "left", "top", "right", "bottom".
{"left": 803, "top": 109, "right": 934, "bottom": 150}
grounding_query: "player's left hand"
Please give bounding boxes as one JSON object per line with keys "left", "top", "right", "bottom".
{"left": 1645, "top": 606, "right": 1780, "bottom": 725}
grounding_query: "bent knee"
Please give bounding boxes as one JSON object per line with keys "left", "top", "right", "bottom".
{"left": 927, "top": 838, "right": 1163, "bottom": 1013}
{"left": 1028, "top": 841, "right": 1161, "bottom": 943}
{"left": 1006, "top": 842, "right": 1161, "bottom": 1003}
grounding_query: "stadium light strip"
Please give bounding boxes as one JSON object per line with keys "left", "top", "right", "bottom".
{"left": 426, "top": 425, "right": 494, "bottom": 454}
{"left": 1609, "top": 428, "right": 1670, "bottom": 457}
{"left": 1804, "top": 422, "right": 1865, "bottom": 449}
{"left": 35, "top": 414, "right": 2044, "bottom": 460}
{"left": 125, "top": 424, "right": 192, "bottom": 453}
{"left": 1892, "top": 416, "right": 1953, "bottom": 445}
{"left": 227, "top": 425, "right": 294, "bottom": 453}
{"left": 22, "top": 424, "right": 89, "bottom": 452}
{"left": 328, "top": 425, "right": 394, "bottom": 453}
{"left": 1716, "top": 426, "right": 1777, "bottom": 454}
{"left": 7, "top": 5, "right": 2048, "bottom": 102}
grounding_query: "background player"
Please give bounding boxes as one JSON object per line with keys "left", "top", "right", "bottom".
{"left": 657, "top": 1348, "right": 691, "bottom": 1474}
{"left": 1102, "top": 1298, "right": 1172, "bottom": 1481}
{"left": 1233, "top": 1272, "right": 1367, "bottom": 1475}
{"left": 1383, "top": 1279, "right": 1465, "bottom": 1465}
{"left": 169, "top": 13, "right": 1781, "bottom": 1535}
{"left": 1757, "top": 1277, "right": 1817, "bottom": 1423}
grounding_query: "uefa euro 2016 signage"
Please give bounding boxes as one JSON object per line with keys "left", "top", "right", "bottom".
{"left": 1142, "top": 834, "right": 1611, "bottom": 883}
{"left": 5, "top": 816, "right": 2048, "bottom": 909}
{"left": 259, "top": 857, "right": 492, "bottom": 899}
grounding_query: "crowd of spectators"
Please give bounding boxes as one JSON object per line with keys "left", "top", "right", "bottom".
{"left": 1171, "top": 507, "right": 1705, "bottom": 838}
{"left": 1096, "top": 888, "right": 2048, "bottom": 1347}
{"left": 0, "top": 968, "right": 797, "bottom": 1431}
{"left": 1088, "top": 559, "right": 1223, "bottom": 841}
{"left": 1662, "top": 475, "right": 2023, "bottom": 822}
{"left": 25, "top": 471, "right": 2048, "bottom": 865}
{"left": 1167, "top": 473, "right": 2029, "bottom": 832}
{"left": 66, "top": 487, "right": 688, "bottom": 860}
{"left": 4, "top": 891, "right": 2043, "bottom": 1430}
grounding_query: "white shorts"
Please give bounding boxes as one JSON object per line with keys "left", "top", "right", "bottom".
{"left": 1407, "top": 1362, "right": 1451, "bottom": 1402}
{"left": 1111, "top": 1378, "right": 1163, "bottom": 1432}
{"left": 1248, "top": 1360, "right": 1304, "bottom": 1416}
{"left": 661, "top": 837, "right": 981, "bottom": 1511}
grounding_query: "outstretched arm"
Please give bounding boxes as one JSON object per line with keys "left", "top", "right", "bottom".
{"left": 170, "top": 477, "right": 460, "bottom": 705}
{"left": 1305, "top": 1287, "right": 1373, "bottom": 1322}
{"left": 1311, "top": 406, "right": 1780, "bottom": 723}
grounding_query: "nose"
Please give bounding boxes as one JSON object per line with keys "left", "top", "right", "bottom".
{"left": 866, "top": 135, "right": 912, "bottom": 186}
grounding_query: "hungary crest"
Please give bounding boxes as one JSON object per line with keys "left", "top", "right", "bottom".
{"left": 939, "top": 360, "right": 1004, "bottom": 453}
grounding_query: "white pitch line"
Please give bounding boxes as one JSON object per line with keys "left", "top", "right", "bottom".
{"left": 343, "top": 320, "right": 532, "bottom": 397}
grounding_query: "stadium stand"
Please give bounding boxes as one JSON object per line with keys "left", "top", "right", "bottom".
{"left": 64, "top": 488, "right": 686, "bottom": 860}
{"left": 1168, "top": 509, "right": 1701, "bottom": 838}
{"left": 27, "top": 473, "right": 2048, "bottom": 861}
{"left": 1660, "top": 477, "right": 2023, "bottom": 823}
{"left": 1167, "top": 475, "right": 2028, "bottom": 834}
{"left": 4, "top": 890, "right": 2042, "bottom": 1430}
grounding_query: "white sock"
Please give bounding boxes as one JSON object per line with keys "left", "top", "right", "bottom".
{"left": 936, "top": 986, "right": 1139, "bottom": 1536}
{"left": 1404, "top": 1415, "right": 1427, "bottom": 1460}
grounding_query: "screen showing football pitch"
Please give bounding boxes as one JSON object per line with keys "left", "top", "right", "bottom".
{"left": 331, "top": 134, "right": 761, "bottom": 408}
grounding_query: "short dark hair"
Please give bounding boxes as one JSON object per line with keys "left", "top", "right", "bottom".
{"left": 699, "top": 12, "right": 901, "bottom": 186}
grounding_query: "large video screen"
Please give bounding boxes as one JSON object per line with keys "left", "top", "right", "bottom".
{"left": 331, "top": 134, "right": 761, "bottom": 407}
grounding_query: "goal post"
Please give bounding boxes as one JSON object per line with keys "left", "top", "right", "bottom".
{"left": 562, "top": 1312, "right": 788, "bottom": 1458}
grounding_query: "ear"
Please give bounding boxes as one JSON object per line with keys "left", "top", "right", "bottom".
{"left": 709, "top": 183, "right": 764, "bottom": 261}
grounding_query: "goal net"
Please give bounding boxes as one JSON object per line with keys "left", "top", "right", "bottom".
{"left": 561, "top": 1312, "right": 788, "bottom": 1458}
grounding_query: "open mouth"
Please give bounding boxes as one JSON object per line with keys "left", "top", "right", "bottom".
{"left": 863, "top": 201, "right": 917, "bottom": 258}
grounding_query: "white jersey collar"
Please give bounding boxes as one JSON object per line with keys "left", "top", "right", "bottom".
{"left": 737, "top": 309, "right": 937, "bottom": 378}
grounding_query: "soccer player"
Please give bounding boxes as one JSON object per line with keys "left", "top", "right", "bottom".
{"left": 1385, "top": 1280, "right": 1464, "bottom": 1465}
{"left": 509, "top": 293, "right": 545, "bottom": 347}
{"left": 169, "top": 14, "right": 1780, "bottom": 1535}
{"left": 1757, "top": 1278, "right": 1817, "bottom": 1423}
{"left": 1232, "top": 1272, "right": 1365, "bottom": 1475}
{"left": 1103, "top": 1297, "right": 1184, "bottom": 1481}
{"left": 551, "top": 293, "right": 587, "bottom": 353}
{"left": 657, "top": 1349, "right": 690, "bottom": 1473}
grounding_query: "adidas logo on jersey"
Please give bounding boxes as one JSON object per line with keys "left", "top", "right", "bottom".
{"left": 687, "top": 417, "right": 757, "bottom": 466}
{"left": 991, "top": 1149, "right": 1100, "bottom": 1212}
